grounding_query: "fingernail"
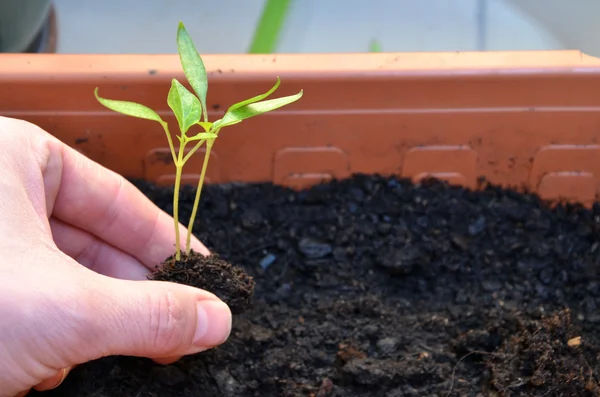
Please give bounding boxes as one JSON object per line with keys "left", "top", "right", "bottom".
{"left": 153, "top": 355, "right": 181, "bottom": 365}
{"left": 32, "top": 367, "right": 69, "bottom": 392}
{"left": 54, "top": 368, "right": 68, "bottom": 388}
{"left": 194, "top": 300, "right": 232, "bottom": 347}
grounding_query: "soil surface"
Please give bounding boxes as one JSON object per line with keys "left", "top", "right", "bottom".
{"left": 151, "top": 251, "right": 255, "bottom": 315}
{"left": 34, "top": 175, "right": 600, "bottom": 396}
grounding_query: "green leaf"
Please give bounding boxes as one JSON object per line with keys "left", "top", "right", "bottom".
{"left": 214, "top": 90, "right": 303, "bottom": 129}
{"left": 177, "top": 21, "right": 208, "bottom": 122}
{"left": 187, "top": 131, "right": 218, "bottom": 141}
{"left": 197, "top": 121, "right": 213, "bottom": 132}
{"left": 94, "top": 88, "right": 164, "bottom": 123}
{"left": 225, "top": 77, "right": 281, "bottom": 113}
{"left": 167, "top": 79, "right": 202, "bottom": 134}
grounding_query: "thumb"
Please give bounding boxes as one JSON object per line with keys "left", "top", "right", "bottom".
{"left": 73, "top": 274, "right": 232, "bottom": 361}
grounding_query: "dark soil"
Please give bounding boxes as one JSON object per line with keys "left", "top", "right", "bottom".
{"left": 150, "top": 251, "right": 255, "bottom": 315}
{"left": 34, "top": 175, "right": 600, "bottom": 396}
{"left": 487, "top": 309, "right": 599, "bottom": 395}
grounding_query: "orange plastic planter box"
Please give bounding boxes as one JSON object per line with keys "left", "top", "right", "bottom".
{"left": 2, "top": 51, "right": 600, "bottom": 203}
{"left": 3, "top": 51, "right": 600, "bottom": 396}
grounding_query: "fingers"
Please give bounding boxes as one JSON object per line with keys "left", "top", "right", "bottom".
{"left": 41, "top": 131, "right": 209, "bottom": 268}
{"left": 71, "top": 274, "right": 232, "bottom": 362}
{"left": 32, "top": 367, "right": 69, "bottom": 392}
{"left": 49, "top": 217, "right": 149, "bottom": 280}
{"left": 152, "top": 356, "right": 182, "bottom": 365}
{"left": 16, "top": 367, "right": 70, "bottom": 395}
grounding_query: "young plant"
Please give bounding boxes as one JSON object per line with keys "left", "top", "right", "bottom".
{"left": 94, "top": 21, "right": 303, "bottom": 261}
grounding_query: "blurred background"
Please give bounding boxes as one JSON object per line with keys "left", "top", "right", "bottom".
{"left": 2, "top": 0, "right": 600, "bottom": 56}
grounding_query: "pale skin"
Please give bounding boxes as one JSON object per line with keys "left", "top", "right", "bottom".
{"left": 0, "top": 116, "right": 232, "bottom": 397}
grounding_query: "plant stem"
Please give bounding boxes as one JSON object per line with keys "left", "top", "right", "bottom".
{"left": 182, "top": 139, "right": 206, "bottom": 164}
{"left": 185, "top": 138, "right": 214, "bottom": 253}
{"left": 160, "top": 121, "right": 177, "bottom": 164}
{"left": 173, "top": 137, "right": 187, "bottom": 261}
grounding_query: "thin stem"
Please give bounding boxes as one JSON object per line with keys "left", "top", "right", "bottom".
{"left": 160, "top": 121, "right": 177, "bottom": 164}
{"left": 182, "top": 138, "right": 206, "bottom": 164}
{"left": 173, "top": 136, "right": 187, "bottom": 261}
{"left": 185, "top": 138, "right": 214, "bottom": 253}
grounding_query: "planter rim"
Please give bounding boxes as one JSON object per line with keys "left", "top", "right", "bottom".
{"left": 1, "top": 50, "right": 600, "bottom": 82}
{"left": 4, "top": 49, "right": 600, "bottom": 206}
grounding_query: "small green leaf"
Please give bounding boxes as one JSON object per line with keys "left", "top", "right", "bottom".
{"left": 214, "top": 90, "right": 303, "bottom": 129}
{"left": 197, "top": 121, "right": 213, "bottom": 132}
{"left": 188, "top": 131, "right": 218, "bottom": 141}
{"left": 94, "top": 88, "right": 164, "bottom": 123}
{"left": 177, "top": 21, "right": 208, "bottom": 122}
{"left": 225, "top": 77, "right": 281, "bottom": 114}
{"left": 167, "top": 79, "right": 202, "bottom": 134}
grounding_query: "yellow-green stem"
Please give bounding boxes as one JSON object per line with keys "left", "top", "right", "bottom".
{"left": 182, "top": 139, "right": 206, "bottom": 164}
{"left": 160, "top": 121, "right": 177, "bottom": 164}
{"left": 185, "top": 138, "right": 214, "bottom": 253}
{"left": 173, "top": 138, "right": 187, "bottom": 261}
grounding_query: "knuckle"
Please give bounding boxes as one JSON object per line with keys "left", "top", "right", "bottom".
{"left": 146, "top": 289, "right": 189, "bottom": 354}
{"left": 0, "top": 116, "right": 43, "bottom": 143}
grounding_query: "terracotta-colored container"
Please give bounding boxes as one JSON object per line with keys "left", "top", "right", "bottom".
{"left": 2, "top": 50, "right": 600, "bottom": 204}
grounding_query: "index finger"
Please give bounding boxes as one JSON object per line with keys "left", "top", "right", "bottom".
{"left": 46, "top": 135, "right": 209, "bottom": 268}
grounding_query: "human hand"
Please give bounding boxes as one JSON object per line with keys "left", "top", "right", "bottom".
{"left": 0, "top": 117, "right": 232, "bottom": 397}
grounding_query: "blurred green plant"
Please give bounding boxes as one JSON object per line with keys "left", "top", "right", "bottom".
{"left": 249, "top": 0, "right": 291, "bottom": 53}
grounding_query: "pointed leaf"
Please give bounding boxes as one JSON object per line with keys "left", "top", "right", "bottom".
{"left": 167, "top": 79, "right": 202, "bottom": 134}
{"left": 197, "top": 121, "right": 213, "bottom": 132}
{"left": 214, "top": 90, "right": 303, "bottom": 129}
{"left": 177, "top": 21, "right": 208, "bottom": 122}
{"left": 188, "top": 131, "right": 218, "bottom": 141}
{"left": 94, "top": 88, "right": 164, "bottom": 123}
{"left": 225, "top": 77, "right": 281, "bottom": 114}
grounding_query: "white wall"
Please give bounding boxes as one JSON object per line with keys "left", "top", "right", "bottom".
{"left": 52, "top": 0, "right": 265, "bottom": 54}
{"left": 52, "top": 0, "right": 577, "bottom": 54}
{"left": 503, "top": 0, "right": 600, "bottom": 56}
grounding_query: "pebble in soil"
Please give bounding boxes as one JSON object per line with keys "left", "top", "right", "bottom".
{"left": 33, "top": 175, "right": 600, "bottom": 397}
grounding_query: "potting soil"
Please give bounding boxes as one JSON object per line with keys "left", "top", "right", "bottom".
{"left": 34, "top": 175, "right": 600, "bottom": 396}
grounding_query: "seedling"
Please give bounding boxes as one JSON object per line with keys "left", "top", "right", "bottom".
{"left": 94, "top": 22, "right": 303, "bottom": 260}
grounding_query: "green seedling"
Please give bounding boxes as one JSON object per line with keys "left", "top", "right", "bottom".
{"left": 94, "top": 21, "right": 303, "bottom": 261}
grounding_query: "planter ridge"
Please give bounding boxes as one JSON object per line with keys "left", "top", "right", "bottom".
{"left": 3, "top": 51, "right": 600, "bottom": 203}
